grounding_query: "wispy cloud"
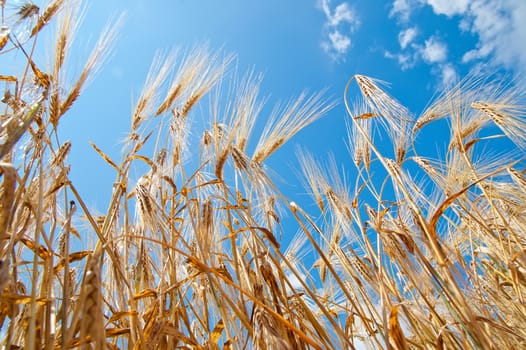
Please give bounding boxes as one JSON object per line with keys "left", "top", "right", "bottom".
{"left": 327, "top": 2, "right": 356, "bottom": 26}
{"left": 386, "top": 32, "right": 456, "bottom": 86}
{"left": 390, "top": 0, "right": 468, "bottom": 20}
{"left": 388, "top": 0, "right": 526, "bottom": 87}
{"left": 382, "top": 26, "right": 419, "bottom": 70}
{"left": 384, "top": 51, "right": 416, "bottom": 70}
{"left": 389, "top": 0, "right": 420, "bottom": 23}
{"left": 398, "top": 27, "right": 418, "bottom": 49}
{"left": 326, "top": 31, "right": 351, "bottom": 54}
{"left": 417, "top": 36, "right": 458, "bottom": 87}
{"left": 440, "top": 63, "right": 458, "bottom": 87}
{"left": 421, "top": 0, "right": 526, "bottom": 74}
{"left": 317, "top": 0, "right": 359, "bottom": 60}
{"left": 419, "top": 36, "right": 448, "bottom": 64}
{"left": 461, "top": 0, "right": 526, "bottom": 73}
{"left": 425, "top": 0, "right": 469, "bottom": 17}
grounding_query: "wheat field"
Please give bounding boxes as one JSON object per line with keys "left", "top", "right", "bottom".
{"left": 0, "top": 1, "right": 525, "bottom": 349}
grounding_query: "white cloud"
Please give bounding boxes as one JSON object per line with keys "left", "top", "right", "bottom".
{"left": 330, "top": 3, "right": 355, "bottom": 26}
{"left": 318, "top": 0, "right": 357, "bottom": 28}
{"left": 318, "top": 0, "right": 359, "bottom": 60}
{"left": 389, "top": 0, "right": 420, "bottom": 22}
{"left": 424, "top": 0, "right": 469, "bottom": 17}
{"left": 328, "top": 30, "right": 351, "bottom": 54}
{"left": 392, "top": 0, "right": 526, "bottom": 76}
{"left": 420, "top": 36, "right": 448, "bottom": 63}
{"left": 417, "top": 0, "right": 526, "bottom": 74}
{"left": 398, "top": 53, "right": 415, "bottom": 69}
{"left": 384, "top": 51, "right": 416, "bottom": 70}
{"left": 383, "top": 27, "right": 419, "bottom": 70}
{"left": 398, "top": 27, "right": 418, "bottom": 49}
{"left": 460, "top": 0, "right": 526, "bottom": 73}
{"left": 388, "top": 0, "right": 526, "bottom": 86}
{"left": 386, "top": 34, "right": 450, "bottom": 83}
{"left": 440, "top": 63, "right": 458, "bottom": 87}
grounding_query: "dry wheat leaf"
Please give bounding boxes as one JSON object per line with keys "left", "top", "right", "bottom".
{"left": 107, "top": 311, "right": 138, "bottom": 324}
{"left": 133, "top": 288, "right": 157, "bottom": 300}
{"left": 389, "top": 305, "right": 408, "bottom": 350}
{"left": 53, "top": 251, "right": 92, "bottom": 272}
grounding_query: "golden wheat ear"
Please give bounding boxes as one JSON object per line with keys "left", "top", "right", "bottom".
{"left": 30, "top": 0, "right": 65, "bottom": 37}
{"left": 0, "top": 98, "right": 42, "bottom": 159}
{"left": 68, "top": 252, "right": 105, "bottom": 349}
{"left": 253, "top": 90, "right": 335, "bottom": 163}
{"left": 59, "top": 14, "right": 123, "bottom": 118}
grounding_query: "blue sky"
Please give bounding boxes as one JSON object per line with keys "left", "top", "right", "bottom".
{"left": 28, "top": 0, "right": 525, "bottom": 208}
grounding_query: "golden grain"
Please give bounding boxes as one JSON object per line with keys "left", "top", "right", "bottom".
{"left": 30, "top": 0, "right": 64, "bottom": 37}
{"left": 1, "top": 5, "right": 525, "bottom": 348}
